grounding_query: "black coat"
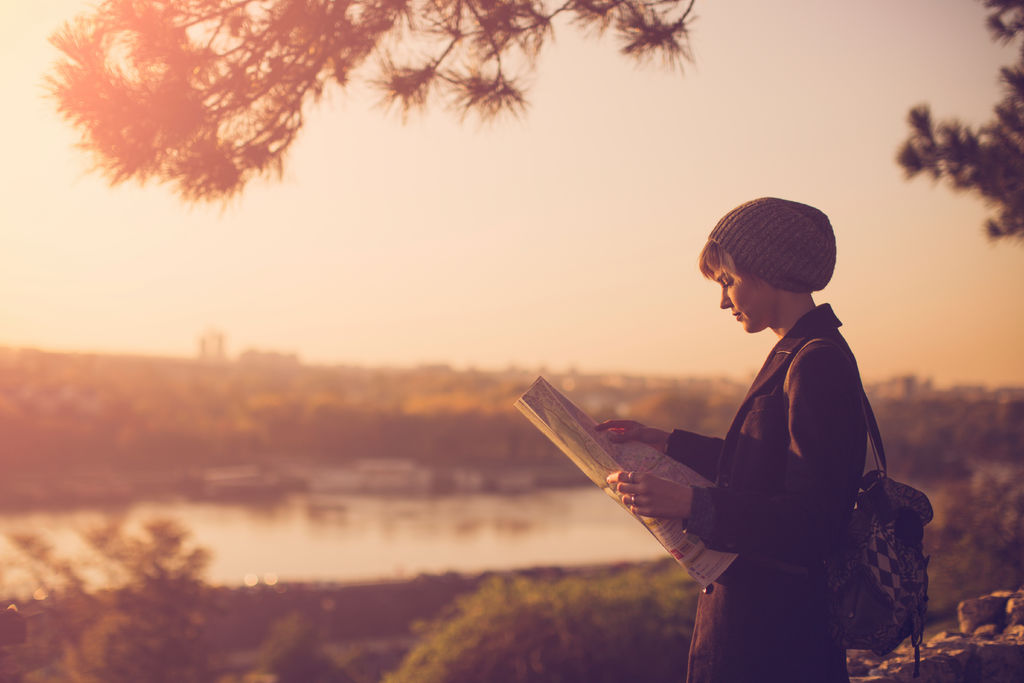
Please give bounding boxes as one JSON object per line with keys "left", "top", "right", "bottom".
{"left": 666, "top": 304, "right": 866, "bottom": 683}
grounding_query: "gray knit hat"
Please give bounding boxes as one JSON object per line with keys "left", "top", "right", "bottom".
{"left": 708, "top": 197, "right": 836, "bottom": 292}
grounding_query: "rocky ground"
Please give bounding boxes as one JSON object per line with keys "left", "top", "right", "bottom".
{"left": 849, "top": 588, "right": 1024, "bottom": 682}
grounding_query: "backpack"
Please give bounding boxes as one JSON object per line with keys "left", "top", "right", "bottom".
{"left": 792, "top": 340, "right": 933, "bottom": 677}
{"left": 825, "top": 411, "right": 932, "bottom": 675}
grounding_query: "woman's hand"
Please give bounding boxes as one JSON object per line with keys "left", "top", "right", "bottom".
{"left": 606, "top": 470, "right": 693, "bottom": 520}
{"left": 595, "top": 420, "right": 670, "bottom": 454}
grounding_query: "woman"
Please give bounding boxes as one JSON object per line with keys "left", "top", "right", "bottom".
{"left": 598, "top": 197, "right": 866, "bottom": 682}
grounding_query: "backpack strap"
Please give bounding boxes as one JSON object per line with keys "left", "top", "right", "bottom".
{"left": 748, "top": 338, "right": 890, "bottom": 578}
{"left": 785, "top": 338, "right": 887, "bottom": 475}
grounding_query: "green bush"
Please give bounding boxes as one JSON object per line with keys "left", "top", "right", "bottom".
{"left": 383, "top": 561, "right": 696, "bottom": 683}
{"left": 257, "top": 611, "right": 350, "bottom": 683}
{"left": 926, "top": 472, "right": 1024, "bottom": 620}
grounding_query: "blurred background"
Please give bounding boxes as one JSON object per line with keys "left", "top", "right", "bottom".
{"left": 0, "top": 0, "right": 1022, "bottom": 681}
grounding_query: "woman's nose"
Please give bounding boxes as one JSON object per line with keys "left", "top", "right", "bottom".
{"left": 720, "top": 291, "right": 732, "bottom": 309}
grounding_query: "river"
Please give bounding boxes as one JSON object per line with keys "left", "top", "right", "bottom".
{"left": 0, "top": 487, "right": 667, "bottom": 592}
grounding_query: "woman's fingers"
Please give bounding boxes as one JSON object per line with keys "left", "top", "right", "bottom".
{"left": 623, "top": 492, "right": 648, "bottom": 505}
{"left": 621, "top": 491, "right": 650, "bottom": 515}
{"left": 607, "top": 471, "right": 645, "bottom": 495}
{"left": 607, "top": 473, "right": 693, "bottom": 518}
{"left": 607, "top": 470, "right": 641, "bottom": 486}
{"left": 595, "top": 419, "right": 640, "bottom": 431}
{"left": 595, "top": 420, "right": 643, "bottom": 441}
{"left": 595, "top": 422, "right": 668, "bottom": 451}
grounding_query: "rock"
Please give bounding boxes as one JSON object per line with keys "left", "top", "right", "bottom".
{"left": 933, "top": 645, "right": 973, "bottom": 668}
{"left": 973, "top": 623, "right": 1000, "bottom": 639}
{"left": 974, "top": 640, "right": 1024, "bottom": 682}
{"left": 871, "top": 656, "right": 909, "bottom": 677}
{"left": 847, "top": 649, "right": 884, "bottom": 676}
{"left": 923, "top": 647, "right": 973, "bottom": 682}
{"left": 1007, "top": 593, "right": 1024, "bottom": 629}
{"left": 844, "top": 591, "right": 1024, "bottom": 682}
{"left": 927, "top": 631, "right": 969, "bottom": 647}
{"left": 959, "top": 594, "right": 1010, "bottom": 634}
{"left": 878, "top": 652, "right": 963, "bottom": 683}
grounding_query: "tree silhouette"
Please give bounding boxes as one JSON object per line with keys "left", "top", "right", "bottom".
{"left": 897, "top": 0, "right": 1024, "bottom": 241}
{"left": 6, "top": 519, "right": 213, "bottom": 682}
{"left": 47, "top": 0, "right": 698, "bottom": 203}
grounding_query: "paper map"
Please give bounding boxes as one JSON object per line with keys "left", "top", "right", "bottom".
{"left": 515, "top": 376, "right": 736, "bottom": 586}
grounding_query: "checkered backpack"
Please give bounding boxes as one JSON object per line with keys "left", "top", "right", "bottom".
{"left": 825, "top": 387, "right": 933, "bottom": 677}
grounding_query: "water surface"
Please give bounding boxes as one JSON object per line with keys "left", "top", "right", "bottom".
{"left": 0, "top": 488, "right": 667, "bottom": 589}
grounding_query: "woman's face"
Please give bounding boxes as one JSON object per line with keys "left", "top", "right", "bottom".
{"left": 715, "top": 267, "right": 779, "bottom": 334}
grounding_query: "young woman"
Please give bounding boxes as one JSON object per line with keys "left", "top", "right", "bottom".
{"left": 598, "top": 197, "right": 867, "bottom": 682}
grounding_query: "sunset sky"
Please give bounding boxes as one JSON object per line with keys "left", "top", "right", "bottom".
{"left": 2, "top": 0, "right": 1022, "bottom": 388}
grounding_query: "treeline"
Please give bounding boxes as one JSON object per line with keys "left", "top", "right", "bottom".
{"left": 0, "top": 348, "right": 744, "bottom": 477}
{"left": 873, "top": 393, "right": 1024, "bottom": 480}
{"left": 0, "top": 350, "right": 551, "bottom": 473}
{"left": 0, "top": 347, "right": 1021, "bottom": 490}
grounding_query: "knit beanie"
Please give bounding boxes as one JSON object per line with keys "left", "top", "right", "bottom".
{"left": 708, "top": 197, "right": 836, "bottom": 292}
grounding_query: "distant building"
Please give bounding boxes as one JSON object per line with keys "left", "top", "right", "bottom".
{"left": 868, "top": 375, "right": 934, "bottom": 401}
{"left": 196, "top": 465, "right": 292, "bottom": 500}
{"left": 947, "top": 385, "right": 989, "bottom": 402}
{"left": 995, "top": 387, "right": 1024, "bottom": 402}
{"left": 307, "top": 459, "right": 435, "bottom": 495}
{"left": 996, "top": 396, "right": 1024, "bottom": 424}
{"left": 198, "top": 329, "right": 227, "bottom": 363}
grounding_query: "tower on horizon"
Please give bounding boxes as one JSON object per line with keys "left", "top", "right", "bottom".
{"left": 198, "top": 328, "right": 227, "bottom": 363}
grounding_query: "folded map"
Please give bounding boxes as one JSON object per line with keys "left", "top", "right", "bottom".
{"left": 515, "top": 376, "right": 736, "bottom": 586}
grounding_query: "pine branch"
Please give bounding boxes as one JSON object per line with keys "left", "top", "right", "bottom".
{"left": 898, "top": 1, "right": 1024, "bottom": 241}
{"left": 47, "top": 0, "right": 699, "bottom": 202}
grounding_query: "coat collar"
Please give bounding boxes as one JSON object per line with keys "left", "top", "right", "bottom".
{"left": 770, "top": 303, "right": 843, "bottom": 355}
{"left": 739, "top": 304, "right": 843, "bottom": 404}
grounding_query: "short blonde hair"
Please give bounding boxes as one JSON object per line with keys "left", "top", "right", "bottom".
{"left": 698, "top": 240, "right": 739, "bottom": 281}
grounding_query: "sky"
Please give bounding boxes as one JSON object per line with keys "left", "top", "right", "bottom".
{"left": 2, "top": 0, "right": 1023, "bottom": 388}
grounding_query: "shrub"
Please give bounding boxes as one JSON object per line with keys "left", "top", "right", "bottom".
{"left": 926, "top": 471, "right": 1024, "bottom": 619}
{"left": 383, "top": 561, "right": 696, "bottom": 683}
